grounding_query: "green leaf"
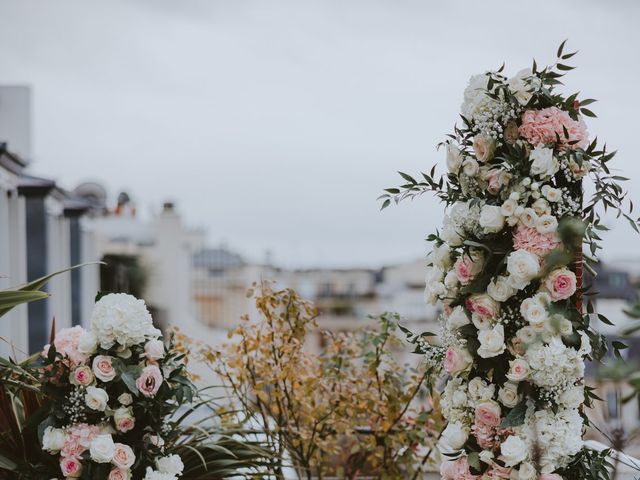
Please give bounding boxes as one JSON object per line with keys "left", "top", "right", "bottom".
{"left": 121, "top": 365, "right": 142, "bottom": 395}
{"left": 501, "top": 401, "right": 527, "bottom": 428}
{"left": 0, "top": 453, "right": 17, "bottom": 471}
{"left": 0, "top": 290, "right": 48, "bottom": 313}
{"left": 0, "top": 262, "right": 102, "bottom": 318}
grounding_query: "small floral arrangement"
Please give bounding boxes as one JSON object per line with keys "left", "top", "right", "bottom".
{"left": 381, "top": 42, "right": 637, "bottom": 479}
{"left": 37, "top": 293, "right": 195, "bottom": 480}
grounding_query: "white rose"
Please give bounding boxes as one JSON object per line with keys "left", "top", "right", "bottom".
{"left": 479, "top": 205, "right": 505, "bottom": 233}
{"left": 519, "top": 208, "right": 538, "bottom": 228}
{"left": 500, "top": 435, "right": 528, "bottom": 467}
{"left": 477, "top": 324, "right": 505, "bottom": 359}
{"left": 541, "top": 186, "right": 561, "bottom": 203}
{"left": 498, "top": 382, "right": 520, "bottom": 408}
{"left": 520, "top": 297, "right": 548, "bottom": 328}
{"left": 516, "top": 326, "right": 538, "bottom": 344}
{"left": 536, "top": 214, "right": 558, "bottom": 234}
{"left": 506, "top": 250, "right": 540, "bottom": 290}
{"left": 506, "top": 358, "right": 530, "bottom": 382}
{"left": 462, "top": 158, "right": 479, "bottom": 177}
{"left": 446, "top": 144, "right": 463, "bottom": 173}
{"left": 473, "top": 135, "right": 496, "bottom": 163}
{"left": 118, "top": 393, "right": 133, "bottom": 406}
{"left": 529, "top": 145, "right": 558, "bottom": 179}
{"left": 508, "top": 68, "right": 539, "bottom": 105}
{"left": 518, "top": 462, "right": 537, "bottom": 480}
{"left": 85, "top": 386, "right": 109, "bottom": 411}
{"left": 89, "top": 434, "right": 115, "bottom": 463}
{"left": 77, "top": 330, "right": 98, "bottom": 355}
{"left": 487, "top": 276, "right": 516, "bottom": 302}
{"left": 441, "top": 422, "right": 469, "bottom": 450}
{"left": 144, "top": 339, "right": 165, "bottom": 361}
{"left": 500, "top": 198, "right": 518, "bottom": 217}
{"left": 531, "top": 198, "right": 550, "bottom": 216}
{"left": 471, "top": 313, "right": 492, "bottom": 330}
{"left": 447, "top": 306, "right": 470, "bottom": 329}
{"left": 155, "top": 454, "right": 184, "bottom": 476}
{"left": 42, "top": 426, "right": 66, "bottom": 453}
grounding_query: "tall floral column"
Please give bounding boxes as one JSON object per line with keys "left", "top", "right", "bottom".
{"left": 380, "top": 43, "right": 636, "bottom": 480}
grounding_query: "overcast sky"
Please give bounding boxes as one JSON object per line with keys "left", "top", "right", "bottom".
{"left": 0, "top": 0, "right": 639, "bottom": 268}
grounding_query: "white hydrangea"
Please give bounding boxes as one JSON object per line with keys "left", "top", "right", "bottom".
{"left": 90, "top": 293, "right": 161, "bottom": 349}
{"left": 467, "top": 377, "right": 495, "bottom": 403}
{"left": 522, "top": 407, "right": 583, "bottom": 472}
{"left": 441, "top": 377, "right": 472, "bottom": 424}
{"left": 143, "top": 468, "right": 177, "bottom": 480}
{"left": 461, "top": 73, "right": 493, "bottom": 119}
{"left": 156, "top": 454, "right": 184, "bottom": 476}
{"left": 524, "top": 338, "right": 584, "bottom": 390}
{"left": 507, "top": 68, "right": 540, "bottom": 106}
{"left": 423, "top": 266, "right": 445, "bottom": 305}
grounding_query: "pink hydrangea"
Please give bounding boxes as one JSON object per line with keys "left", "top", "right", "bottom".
{"left": 61, "top": 423, "right": 100, "bottom": 458}
{"left": 513, "top": 226, "right": 560, "bottom": 256}
{"left": 43, "top": 326, "right": 89, "bottom": 367}
{"left": 472, "top": 420, "right": 496, "bottom": 449}
{"left": 440, "top": 456, "right": 478, "bottom": 480}
{"left": 519, "top": 107, "right": 588, "bottom": 150}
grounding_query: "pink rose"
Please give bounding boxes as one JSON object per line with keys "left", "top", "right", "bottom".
{"left": 475, "top": 401, "right": 502, "bottom": 427}
{"left": 444, "top": 346, "right": 473, "bottom": 375}
{"left": 70, "top": 365, "right": 94, "bottom": 386}
{"left": 109, "top": 468, "right": 131, "bottom": 480}
{"left": 544, "top": 268, "right": 577, "bottom": 301}
{"left": 144, "top": 339, "right": 165, "bottom": 361}
{"left": 466, "top": 293, "right": 499, "bottom": 319}
{"left": 114, "top": 407, "right": 135, "bottom": 433}
{"left": 136, "top": 364, "right": 163, "bottom": 397}
{"left": 60, "top": 456, "right": 83, "bottom": 477}
{"left": 454, "top": 254, "right": 482, "bottom": 285}
{"left": 519, "top": 107, "right": 588, "bottom": 150}
{"left": 93, "top": 355, "right": 117, "bottom": 382}
{"left": 486, "top": 169, "right": 502, "bottom": 195}
{"left": 111, "top": 443, "right": 136, "bottom": 469}
{"left": 539, "top": 475, "right": 563, "bottom": 480}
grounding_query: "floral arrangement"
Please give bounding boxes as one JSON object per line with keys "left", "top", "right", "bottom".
{"left": 37, "top": 293, "right": 195, "bottom": 480}
{"left": 380, "top": 42, "right": 636, "bottom": 479}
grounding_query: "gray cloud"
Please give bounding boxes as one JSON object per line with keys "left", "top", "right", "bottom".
{"left": 0, "top": 0, "right": 639, "bottom": 267}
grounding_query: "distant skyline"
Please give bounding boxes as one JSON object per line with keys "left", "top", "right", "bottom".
{"left": 1, "top": 0, "right": 639, "bottom": 268}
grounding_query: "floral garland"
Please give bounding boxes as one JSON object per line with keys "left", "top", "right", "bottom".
{"left": 36, "top": 293, "right": 195, "bottom": 480}
{"left": 380, "top": 43, "right": 637, "bottom": 479}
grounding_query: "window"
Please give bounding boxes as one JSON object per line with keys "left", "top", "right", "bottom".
{"left": 606, "top": 389, "right": 620, "bottom": 420}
